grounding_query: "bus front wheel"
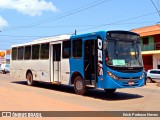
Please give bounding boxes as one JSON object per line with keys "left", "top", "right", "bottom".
{"left": 26, "top": 72, "right": 34, "bottom": 86}
{"left": 74, "top": 76, "right": 86, "bottom": 95}
{"left": 104, "top": 89, "right": 116, "bottom": 94}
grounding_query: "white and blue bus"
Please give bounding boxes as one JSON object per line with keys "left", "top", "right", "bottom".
{"left": 11, "top": 31, "right": 145, "bottom": 95}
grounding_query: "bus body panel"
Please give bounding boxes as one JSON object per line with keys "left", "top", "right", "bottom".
{"left": 11, "top": 59, "right": 50, "bottom": 82}
{"left": 61, "top": 58, "right": 70, "bottom": 84}
{"left": 69, "top": 58, "right": 85, "bottom": 79}
{"left": 104, "top": 76, "right": 144, "bottom": 89}
{"left": 50, "top": 41, "right": 70, "bottom": 84}
{"left": 11, "top": 35, "right": 71, "bottom": 84}
{"left": 96, "top": 66, "right": 145, "bottom": 89}
{"left": 69, "top": 35, "right": 99, "bottom": 84}
{"left": 70, "top": 31, "right": 107, "bottom": 87}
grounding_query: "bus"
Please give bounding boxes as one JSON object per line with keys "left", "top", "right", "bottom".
{"left": 11, "top": 31, "right": 145, "bottom": 95}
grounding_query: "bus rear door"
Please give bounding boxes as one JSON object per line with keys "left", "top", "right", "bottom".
{"left": 50, "top": 42, "right": 61, "bottom": 83}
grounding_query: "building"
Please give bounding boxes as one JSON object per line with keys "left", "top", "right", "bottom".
{"left": 132, "top": 24, "right": 160, "bottom": 71}
{"left": 0, "top": 49, "right": 10, "bottom": 65}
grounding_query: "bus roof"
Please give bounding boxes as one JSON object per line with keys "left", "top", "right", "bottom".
{"left": 71, "top": 31, "right": 107, "bottom": 39}
{"left": 70, "top": 30, "right": 139, "bottom": 39}
{"left": 11, "top": 34, "right": 71, "bottom": 47}
{"left": 11, "top": 30, "right": 139, "bottom": 48}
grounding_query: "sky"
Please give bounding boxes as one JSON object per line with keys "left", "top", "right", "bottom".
{"left": 0, "top": 0, "right": 160, "bottom": 50}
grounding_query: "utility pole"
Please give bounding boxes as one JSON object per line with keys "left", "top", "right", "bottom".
{"left": 75, "top": 30, "right": 77, "bottom": 35}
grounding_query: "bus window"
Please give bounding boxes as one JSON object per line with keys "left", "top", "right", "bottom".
{"left": 18, "top": 47, "right": 24, "bottom": 60}
{"left": 24, "top": 46, "right": 31, "bottom": 60}
{"left": 41, "top": 43, "right": 49, "bottom": 59}
{"left": 72, "top": 39, "right": 82, "bottom": 58}
{"left": 63, "top": 41, "right": 71, "bottom": 58}
{"left": 32, "top": 44, "right": 40, "bottom": 59}
{"left": 12, "top": 47, "right": 17, "bottom": 60}
{"left": 53, "top": 44, "right": 61, "bottom": 61}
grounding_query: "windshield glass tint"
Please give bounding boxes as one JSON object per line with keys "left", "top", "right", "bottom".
{"left": 105, "top": 40, "right": 143, "bottom": 67}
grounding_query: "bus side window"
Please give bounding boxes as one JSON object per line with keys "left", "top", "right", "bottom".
{"left": 12, "top": 47, "right": 17, "bottom": 60}
{"left": 53, "top": 44, "right": 61, "bottom": 61}
{"left": 18, "top": 47, "right": 24, "bottom": 60}
{"left": 63, "top": 40, "right": 71, "bottom": 58}
{"left": 72, "top": 39, "right": 82, "bottom": 58}
{"left": 32, "top": 44, "right": 40, "bottom": 59}
{"left": 41, "top": 43, "right": 49, "bottom": 59}
{"left": 24, "top": 46, "right": 31, "bottom": 60}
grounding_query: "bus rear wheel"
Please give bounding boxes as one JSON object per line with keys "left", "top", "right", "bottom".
{"left": 104, "top": 89, "right": 116, "bottom": 94}
{"left": 26, "top": 72, "right": 34, "bottom": 86}
{"left": 74, "top": 76, "right": 86, "bottom": 95}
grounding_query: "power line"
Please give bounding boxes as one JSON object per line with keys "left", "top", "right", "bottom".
{"left": 1, "top": 21, "right": 156, "bottom": 29}
{"left": 77, "top": 11, "right": 157, "bottom": 32}
{"left": 0, "top": 12, "right": 157, "bottom": 40}
{"left": 0, "top": 41, "right": 21, "bottom": 43}
{"left": 0, "top": 35, "right": 51, "bottom": 38}
{"left": 30, "top": 0, "right": 109, "bottom": 26}
{"left": 2, "top": 0, "right": 156, "bottom": 33}
{"left": 4, "top": 0, "right": 110, "bottom": 32}
{"left": 150, "top": 0, "right": 160, "bottom": 18}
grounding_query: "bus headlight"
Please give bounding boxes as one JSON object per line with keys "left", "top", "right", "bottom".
{"left": 139, "top": 73, "right": 144, "bottom": 79}
{"left": 107, "top": 71, "right": 120, "bottom": 80}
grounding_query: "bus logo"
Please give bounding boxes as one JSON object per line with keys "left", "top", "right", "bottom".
{"left": 98, "top": 38, "right": 103, "bottom": 76}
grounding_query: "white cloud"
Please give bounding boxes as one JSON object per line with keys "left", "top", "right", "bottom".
{"left": 0, "top": 16, "right": 8, "bottom": 29}
{"left": 0, "top": 0, "right": 57, "bottom": 16}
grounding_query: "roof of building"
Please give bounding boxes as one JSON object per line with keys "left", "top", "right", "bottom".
{"left": 131, "top": 24, "right": 160, "bottom": 37}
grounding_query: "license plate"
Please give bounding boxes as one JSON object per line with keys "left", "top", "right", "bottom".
{"left": 128, "top": 81, "right": 134, "bottom": 86}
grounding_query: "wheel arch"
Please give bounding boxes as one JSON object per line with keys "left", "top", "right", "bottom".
{"left": 147, "top": 76, "right": 152, "bottom": 80}
{"left": 26, "top": 69, "right": 32, "bottom": 78}
{"left": 146, "top": 76, "right": 153, "bottom": 83}
{"left": 71, "top": 72, "right": 83, "bottom": 84}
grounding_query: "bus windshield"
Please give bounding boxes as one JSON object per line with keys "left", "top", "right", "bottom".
{"left": 105, "top": 39, "right": 143, "bottom": 67}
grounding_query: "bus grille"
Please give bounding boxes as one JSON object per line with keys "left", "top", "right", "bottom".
{"left": 119, "top": 81, "right": 140, "bottom": 87}
{"left": 119, "top": 77, "right": 140, "bottom": 81}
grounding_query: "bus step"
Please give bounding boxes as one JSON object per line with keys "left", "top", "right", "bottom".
{"left": 85, "top": 79, "right": 96, "bottom": 85}
{"left": 85, "top": 80, "right": 91, "bottom": 85}
{"left": 52, "top": 81, "right": 61, "bottom": 85}
{"left": 86, "top": 85, "right": 95, "bottom": 88}
{"left": 91, "top": 74, "right": 95, "bottom": 80}
{"left": 91, "top": 80, "right": 96, "bottom": 85}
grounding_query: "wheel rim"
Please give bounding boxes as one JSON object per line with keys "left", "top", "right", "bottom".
{"left": 27, "top": 73, "right": 32, "bottom": 83}
{"left": 76, "top": 79, "right": 83, "bottom": 91}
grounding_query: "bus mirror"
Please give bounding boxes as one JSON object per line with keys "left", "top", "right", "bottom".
{"left": 103, "top": 41, "right": 107, "bottom": 50}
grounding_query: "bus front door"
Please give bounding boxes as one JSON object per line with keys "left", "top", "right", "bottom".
{"left": 84, "top": 40, "right": 97, "bottom": 86}
{"left": 51, "top": 43, "right": 61, "bottom": 83}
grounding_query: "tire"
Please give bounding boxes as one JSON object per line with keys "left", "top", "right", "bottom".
{"left": 74, "top": 76, "right": 86, "bottom": 95}
{"left": 104, "top": 89, "right": 116, "bottom": 94}
{"left": 26, "top": 72, "right": 34, "bottom": 86}
{"left": 2, "top": 70, "right": 5, "bottom": 74}
{"left": 146, "top": 77, "right": 152, "bottom": 83}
